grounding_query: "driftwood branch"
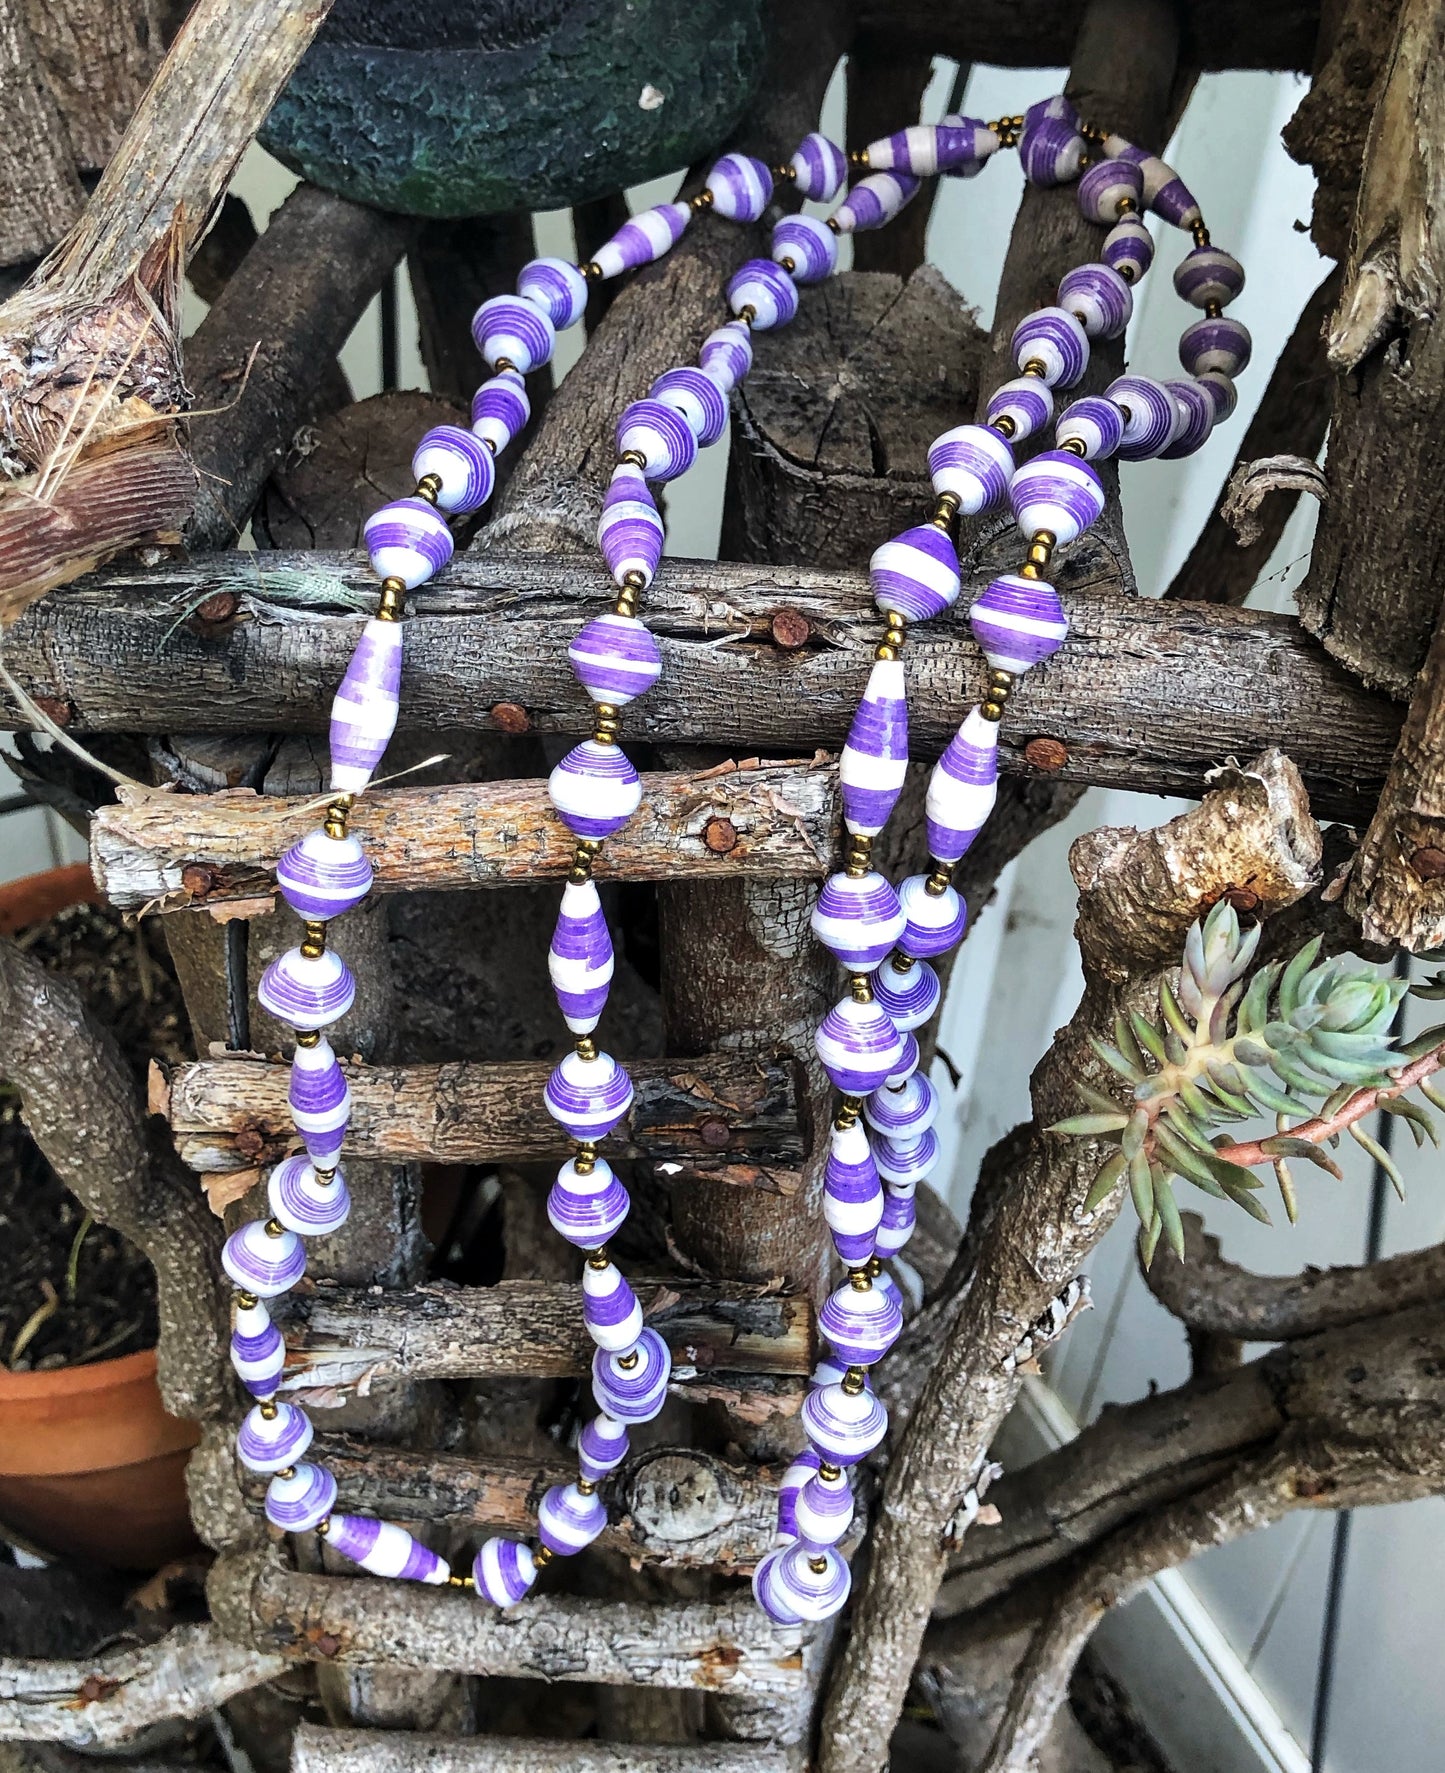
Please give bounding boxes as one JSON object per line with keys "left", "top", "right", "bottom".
{"left": 292, "top": 1728, "right": 801, "bottom": 1773}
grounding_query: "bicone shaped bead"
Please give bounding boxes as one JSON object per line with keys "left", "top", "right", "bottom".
{"left": 811, "top": 1353, "right": 850, "bottom": 1390}
{"left": 1102, "top": 217, "right": 1154, "bottom": 282}
{"left": 777, "top": 1447, "right": 822, "bottom": 1541}
{"left": 839, "top": 658, "right": 909, "bottom": 838}
{"left": 762, "top": 1543, "right": 851, "bottom": 1622}
{"left": 538, "top": 1481, "right": 608, "bottom": 1555}
{"left": 793, "top": 1467, "right": 854, "bottom": 1548}
{"left": 592, "top": 202, "right": 691, "bottom": 280}
{"left": 474, "top": 1536, "right": 537, "bottom": 1607}
{"left": 864, "top": 1071, "right": 937, "bottom": 1141}
{"left": 969, "top": 573, "right": 1069, "bottom": 674}
{"left": 1009, "top": 451, "right": 1105, "bottom": 547}
{"left": 771, "top": 213, "right": 837, "bottom": 284}
{"left": 926, "top": 423, "right": 1014, "bottom": 513}
{"left": 802, "top": 1379, "right": 887, "bottom": 1465}
{"left": 1179, "top": 314, "right": 1251, "bottom": 379}
{"left": 265, "top": 1460, "right": 336, "bottom": 1532}
{"left": 870, "top": 524, "right": 961, "bottom": 625}
{"left": 330, "top": 617, "right": 402, "bottom": 795}
{"left": 887, "top": 1033, "right": 920, "bottom": 1088}
{"left": 940, "top": 112, "right": 1004, "bottom": 174}
{"left": 868, "top": 119, "right": 996, "bottom": 178}
{"left": 1174, "top": 245, "right": 1245, "bottom": 309}
{"left": 819, "top": 1277, "right": 904, "bottom": 1366}
{"left": 470, "top": 370, "right": 530, "bottom": 454}
{"left": 833, "top": 171, "right": 920, "bottom": 233}
{"left": 568, "top": 611, "right": 662, "bottom": 708}
{"left": 277, "top": 828, "right": 373, "bottom": 922}
{"left": 290, "top": 1036, "right": 350, "bottom": 1167}
{"left": 651, "top": 367, "right": 729, "bottom": 447}
{"left": 1197, "top": 369, "right": 1238, "bottom": 423}
{"left": 237, "top": 1398, "right": 312, "bottom": 1474}
{"left": 698, "top": 321, "right": 753, "bottom": 392}
{"left": 597, "top": 464, "right": 665, "bottom": 589}
{"left": 706, "top": 152, "right": 773, "bottom": 222}
{"left": 231, "top": 1298, "right": 285, "bottom": 1398}
{"left": 616, "top": 398, "right": 697, "bottom": 481}
{"left": 791, "top": 132, "right": 848, "bottom": 202}
{"left": 1011, "top": 307, "right": 1089, "bottom": 388}
{"left": 811, "top": 870, "right": 905, "bottom": 971}
{"left": 753, "top": 1545, "right": 803, "bottom": 1624}
{"left": 582, "top": 1260, "right": 644, "bottom": 1352}
{"left": 364, "top": 497, "right": 453, "bottom": 590}
{"left": 548, "top": 739, "right": 643, "bottom": 840}
{"left": 543, "top": 1049, "right": 634, "bottom": 1142}
{"left": 268, "top": 1155, "right": 351, "bottom": 1238}
{"left": 1076, "top": 156, "right": 1143, "bottom": 223}
{"left": 897, "top": 873, "right": 967, "bottom": 959}
{"left": 926, "top": 709, "right": 999, "bottom": 864}
{"left": 411, "top": 425, "right": 496, "bottom": 515}
{"left": 548, "top": 1155, "right": 630, "bottom": 1248}
{"left": 726, "top": 259, "right": 799, "bottom": 331}
{"left": 1057, "top": 262, "right": 1132, "bottom": 340}
{"left": 815, "top": 996, "right": 907, "bottom": 1098}
{"left": 1056, "top": 394, "right": 1125, "bottom": 462}
{"left": 327, "top": 1514, "right": 449, "bottom": 1584}
{"left": 1107, "top": 374, "right": 1177, "bottom": 461}
{"left": 872, "top": 1127, "right": 940, "bottom": 1190}
{"left": 1019, "top": 96, "right": 1084, "bottom": 187}
{"left": 549, "top": 879, "right": 615, "bottom": 1035}
{"left": 1160, "top": 377, "right": 1216, "bottom": 460}
{"left": 258, "top": 947, "right": 356, "bottom": 1030}
{"left": 1103, "top": 137, "right": 1201, "bottom": 228}
{"left": 876, "top": 1187, "right": 917, "bottom": 1258}
{"left": 578, "top": 1412, "right": 630, "bottom": 1482}
{"left": 470, "top": 293, "right": 556, "bottom": 373}
{"left": 985, "top": 377, "right": 1054, "bottom": 443}
{"left": 871, "top": 956, "right": 940, "bottom": 1032}
{"left": 824, "top": 1119, "right": 884, "bottom": 1266}
{"left": 223, "top": 1218, "right": 306, "bottom": 1299}
{"left": 592, "top": 1326, "right": 671, "bottom": 1423}
{"left": 516, "top": 256, "right": 589, "bottom": 330}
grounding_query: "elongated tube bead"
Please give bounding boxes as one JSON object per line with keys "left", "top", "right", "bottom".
{"left": 824, "top": 1120, "right": 884, "bottom": 1265}
{"left": 597, "top": 464, "right": 664, "bottom": 588}
{"left": 926, "top": 710, "right": 999, "bottom": 863}
{"left": 833, "top": 171, "right": 919, "bottom": 233}
{"left": 231, "top": 1298, "right": 285, "bottom": 1397}
{"left": 329, "top": 617, "right": 402, "bottom": 794}
{"left": 578, "top": 1413, "right": 630, "bottom": 1481}
{"left": 591, "top": 203, "right": 691, "bottom": 280}
{"left": 549, "top": 879, "right": 614, "bottom": 1034}
{"left": 793, "top": 1467, "right": 854, "bottom": 1548}
{"left": 582, "top": 1260, "right": 644, "bottom": 1352}
{"left": 698, "top": 321, "right": 753, "bottom": 391}
{"left": 839, "top": 658, "right": 909, "bottom": 837}
{"left": 470, "top": 371, "right": 529, "bottom": 453}
{"left": 326, "top": 1514, "right": 450, "bottom": 1583}
{"left": 289, "top": 1036, "right": 350, "bottom": 1167}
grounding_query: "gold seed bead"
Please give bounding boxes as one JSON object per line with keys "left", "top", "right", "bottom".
{"left": 1117, "top": 195, "right": 1139, "bottom": 215}
{"left": 534, "top": 1544, "right": 554, "bottom": 1567}
{"left": 691, "top": 189, "right": 714, "bottom": 212}
{"left": 577, "top": 1476, "right": 597, "bottom": 1495}
{"left": 236, "top": 1290, "right": 259, "bottom": 1310}
{"left": 574, "top": 1142, "right": 598, "bottom": 1175}
{"left": 848, "top": 148, "right": 870, "bottom": 168}
{"left": 1118, "top": 263, "right": 1137, "bottom": 284}
{"left": 739, "top": 305, "right": 757, "bottom": 327}
{"left": 925, "top": 863, "right": 952, "bottom": 896}
{"left": 809, "top": 1554, "right": 829, "bottom": 1573}
{"left": 991, "top": 413, "right": 1017, "bottom": 439}
{"left": 891, "top": 951, "right": 916, "bottom": 973}
{"left": 849, "top": 1267, "right": 872, "bottom": 1292}
{"left": 1205, "top": 299, "right": 1223, "bottom": 319}
{"left": 779, "top": 256, "right": 796, "bottom": 274}
{"left": 866, "top": 1254, "right": 884, "bottom": 1279}
{"left": 1078, "top": 153, "right": 1092, "bottom": 171}
{"left": 982, "top": 700, "right": 1006, "bottom": 722}
{"left": 826, "top": 216, "right": 842, "bottom": 234}
{"left": 277, "top": 1466, "right": 296, "bottom": 1480}
{"left": 622, "top": 569, "right": 647, "bottom": 591}
{"left": 618, "top": 1349, "right": 640, "bottom": 1371}
{"left": 259, "top": 1399, "right": 279, "bottom": 1420}
{"left": 819, "top": 1459, "right": 842, "bottom": 1481}
{"left": 580, "top": 260, "right": 604, "bottom": 281}
{"left": 323, "top": 795, "right": 353, "bottom": 840}
{"left": 1022, "top": 358, "right": 1048, "bottom": 378}
{"left": 575, "top": 1035, "right": 599, "bottom": 1063}
{"left": 849, "top": 973, "right": 873, "bottom": 1004}
{"left": 586, "top": 1245, "right": 610, "bottom": 1269}
{"left": 569, "top": 839, "right": 600, "bottom": 884}
{"left": 1061, "top": 437, "right": 1088, "bottom": 458}
{"left": 833, "top": 1095, "right": 864, "bottom": 1131}
{"left": 300, "top": 918, "right": 327, "bottom": 960}
{"left": 376, "top": 576, "right": 407, "bottom": 622}
{"left": 413, "top": 473, "right": 443, "bottom": 506}
{"left": 294, "top": 1029, "right": 321, "bottom": 1049}
{"left": 315, "top": 1516, "right": 330, "bottom": 1537}
{"left": 619, "top": 449, "right": 646, "bottom": 470}
{"left": 1192, "top": 221, "right": 1211, "bottom": 248}
{"left": 593, "top": 701, "right": 621, "bottom": 745}
{"left": 264, "top": 1218, "right": 286, "bottom": 1239}
{"left": 845, "top": 833, "right": 873, "bottom": 879}
{"left": 841, "top": 1365, "right": 867, "bottom": 1396}
{"left": 448, "top": 1572, "right": 475, "bottom": 1588}
{"left": 989, "top": 668, "right": 1015, "bottom": 696}
{"left": 931, "top": 492, "right": 961, "bottom": 532}
{"left": 482, "top": 437, "right": 498, "bottom": 454}
{"left": 494, "top": 357, "right": 516, "bottom": 374}
{"left": 874, "top": 643, "right": 899, "bottom": 662}
{"left": 314, "top": 1165, "right": 338, "bottom": 1186}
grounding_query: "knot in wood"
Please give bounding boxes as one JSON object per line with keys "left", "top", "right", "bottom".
{"left": 192, "top": 590, "right": 240, "bottom": 627}
{"left": 490, "top": 701, "right": 531, "bottom": 734}
{"left": 703, "top": 816, "right": 738, "bottom": 854}
{"left": 181, "top": 862, "right": 216, "bottom": 898}
{"left": 1023, "top": 736, "right": 1068, "bottom": 773}
{"left": 1410, "top": 845, "right": 1445, "bottom": 882}
{"left": 699, "top": 1116, "right": 731, "bottom": 1148}
{"left": 770, "top": 607, "right": 811, "bottom": 650}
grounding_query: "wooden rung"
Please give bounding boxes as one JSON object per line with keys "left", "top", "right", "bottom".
{"left": 157, "top": 1050, "right": 804, "bottom": 1190}
{"left": 292, "top": 1725, "right": 803, "bottom": 1771}
{"left": 93, "top": 759, "right": 835, "bottom": 913}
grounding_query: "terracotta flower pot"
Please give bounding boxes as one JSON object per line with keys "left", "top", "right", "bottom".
{"left": 0, "top": 864, "right": 199, "bottom": 1568}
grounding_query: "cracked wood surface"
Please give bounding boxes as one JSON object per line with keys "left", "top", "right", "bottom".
{"left": 291, "top": 1728, "right": 802, "bottom": 1773}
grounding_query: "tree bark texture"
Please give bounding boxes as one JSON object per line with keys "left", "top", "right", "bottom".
{"left": 292, "top": 1728, "right": 800, "bottom": 1773}
{"left": 0, "top": 7, "right": 84, "bottom": 266}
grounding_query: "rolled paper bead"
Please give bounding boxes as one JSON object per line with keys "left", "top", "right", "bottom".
{"left": 1019, "top": 104, "right": 1085, "bottom": 187}
{"left": 777, "top": 1447, "right": 822, "bottom": 1541}
{"left": 793, "top": 1467, "right": 854, "bottom": 1548}
{"left": 1197, "top": 369, "right": 1238, "bottom": 423}
{"left": 592, "top": 202, "right": 691, "bottom": 280}
{"left": 1160, "top": 377, "right": 1216, "bottom": 460}
{"left": 871, "top": 957, "right": 940, "bottom": 1031}
{"left": 926, "top": 423, "right": 1014, "bottom": 512}
{"left": 984, "top": 377, "right": 1054, "bottom": 443}
{"left": 597, "top": 464, "right": 664, "bottom": 588}
{"left": 578, "top": 1412, "right": 630, "bottom": 1481}
{"left": 810, "top": 869, "right": 905, "bottom": 971}
{"left": 516, "top": 255, "right": 589, "bottom": 329}
{"left": 231, "top": 1299, "right": 285, "bottom": 1397}
{"left": 864, "top": 1071, "right": 937, "bottom": 1141}
{"left": 258, "top": 947, "right": 356, "bottom": 1030}
{"left": 330, "top": 617, "right": 401, "bottom": 795}
{"left": 866, "top": 119, "right": 995, "bottom": 177}
{"left": 543, "top": 1049, "right": 634, "bottom": 1141}
{"left": 538, "top": 1481, "right": 608, "bottom": 1555}
{"left": 470, "top": 371, "right": 530, "bottom": 453}
{"left": 705, "top": 151, "right": 773, "bottom": 222}
{"left": 1056, "top": 394, "right": 1125, "bottom": 462}
{"left": 926, "top": 710, "right": 998, "bottom": 864}
{"left": 1107, "top": 374, "right": 1177, "bottom": 461}
{"left": 237, "top": 1398, "right": 313, "bottom": 1474}
{"left": 410, "top": 425, "right": 495, "bottom": 516}
{"left": 970, "top": 572, "right": 1070, "bottom": 673}
{"left": 1076, "top": 157, "right": 1143, "bottom": 223}
{"left": 651, "top": 366, "right": 728, "bottom": 447}
{"left": 1009, "top": 450, "right": 1105, "bottom": 547}
{"left": 548, "top": 1155, "right": 630, "bottom": 1248}
{"left": 582, "top": 1260, "right": 644, "bottom": 1353}
{"left": 1103, "top": 137, "right": 1201, "bottom": 228}
{"left": 1102, "top": 217, "right": 1154, "bottom": 282}
{"left": 615, "top": 398, "right": 697, "bottom": 481}
{"left": 363, "top": 497, "right": 453, "bottom": 591}
{"left": 592, "top": 1326, "right": 671, "bottom": 1423}
{"left": 698, "top": 321, "right": 753, "bottom": 391}
{"left": 839, "top": 657, "right": 909, "bottom": 838}
{"left": 265, "top": 1460, "right": 336, "bottom": 1532}
{"left": 802, "top": 1379, "right": 888, "bottom": 1466}
{"left": 276, "top": 828, "right": 373, "bottom": 921}
{"left": 268, "top": 1155, "right": 352, "bottom": 1238}
{"left": 223, "top": 1218, "right": 306, "bottom": 1298}
{"left": 290, "top": 1036, "right": 350, "bottom": 1166}
{"left": 791, "top": 132, "right": 848, "bottom": 202}
{"left": 875, "top": 1187, "right": 917, "bottom": 1258}
{"left": 549, "top": 879, "right": 614, "bottom": 1034}
{"left": 872, "top": 1127, "right": 940, "bottom": 1190}
{"left": 819, "top": 1278, "right": 904, "bottom": 1366}
{"left": 1174, "top": 245, "right": 1245, "bottom": 309}
{"left": 815, "top": 995, "right": 906, "bottom": 1098}
{"left": 1011, "top": 307, "right": 1089, "bottom": 388}
{"left": 833, "top": 171, "right": 920, "bottom": 233}
{"left": 824, "top": 1119, "right": 884, "bottom": 1266}
{"left": 811, "top": 1354, "right": 850, "bottom": 1389}
{"left": 474, "top": 1536, "right": 537, "bottom": 1608}
{"left": 1179, "top": 314, "right": 1252, "bottom": 379}
{"left": 470, "top": 293, "right": 556, "bottom": 372}
{"left": 887, "top": 1033, "right": 920, "bottom": 1087}
{"left": 763, "top": 1543, "right": 851, "bottom": 1623}
{"left": 771, "top": 213, "right": 837, "bottom": 285}
{"left": 869, "top": 523, "right": 961, "bottom": 625}
{"left": 897, "top": 873, "right": 967, "bottom": 959}
{"left": 327, "top": 1514, "right": 449, "bottom": 1584}
{"left": 548, "top": 739, "right": 643, "bottom": 840}
{"left": 1058, "top": 262, "right": 1132, "bottom": 341}
{"left": 725, "top": 259, "right": 799, "bottom": 331}
{"left": 568, "top": 611, "right": 662, "bottom": 707}
{"left": 753, "top": 1545, "right": 803, "bottom": 1624}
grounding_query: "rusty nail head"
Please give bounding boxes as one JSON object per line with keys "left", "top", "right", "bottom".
{"left": 1411, "top": 846, "right": 1445, "bottom": 882}
{"left": 770, "top": 608, "right": 811, "bottom": 650}
{"left": 1022, "top": 737, "right": 1068, "bottom": 773}
{"left": 181, "top": 863, "right": 216, "bottom": 897}
{"left": 32, "top": 694, "right": 73, "bottom": 727}
{"left": 313, "top": 1632, "right": 341, "bottom": 1658}
{"left": 194, "top": 590, "right": 240, "bottom": 625}
{"left": 699, "top": 1117, "right": 731, "bottom": 1148}
{"left": 703, "top": 816, "right": 739, "bottom": 854}
{"left": 491, "top": 701, "right": 530, "bottom": 734}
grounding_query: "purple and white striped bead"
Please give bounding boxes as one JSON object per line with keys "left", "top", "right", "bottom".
{"left": 470, "top": 371, "right": 530, "bottom": 454}
{"left": 1011, "top": 308, "right": 1089, "bottom": 388}
{"left": 1102, "top": 218, "right": 1154, "bottom": 283}
{"left": 864, "top": 1071, "right": 937, "bottom": 1141}
{"left": 538, "top": 1482, "right": 608, "bottom": 1555}
{"left": 268, "top": 1155, "right": 351, "bottom": 1238}
{"left": 1107, "top": 374, "right": 1177, "bottom": 461}
{"left": 1058, "top": 263, "right": 1132, "bottom": 340}
{"left": 1179, "top": 314, "right": 1251, "bottom": 379}
{"left": 866, "top": 119, "right": 996, "bottom": 178}
{"left": 726, "top": 259, "right": 799, "bottom": 331}
{"left": 591, "top": 202, "right": 691, "bottom": 280}
{"left": 257, "top": 947, "right": 356, "bottom": 1030}
{"left": 790, "top": 132, "right": 847, "bottom": 202}
{"left": 597, "top": 465, "right": 664, "bottom": 588}
{"left": 926, "top": 423, "right": 1014, "bottom": 512}
{"left": 839, "top": 658, "right": 909, "bottom": 838}
{"left": 237, "top": 1399, "right": 312, "bottom": 1474}
{"left": 363, "top": 497, "right": 453, "bottom": 590}
{"left": 276, "top": 828, "right": 373, "bottom": 922}
{"left": 771, "top": 214, "right": 837, "bottom": 285}
{"left": 543, "top": 1049, "right": 634, "bottom": 1142}
{"left": 592, "top": 1326, "right": 671, "bottom": 1423}
{"left": 1009, "top": 451, "right": 1105, "bottom": 547}
{"left": 578, "top": 1412, "right": 630, "bottom": 1481}
{"left": 926, "top": 710, "right": 998, "bottom": 864}
{"left": 985, "top": 377, "right": 1054, "bottom": 443}
{"left": 755, "top": 1543, "right": 849, "bottom": 1624}
{"left": 802, "top": 1379, "right": 887, "bottom": 1465}
{"left": 871, "top": 957, "right": 940, "bottom": 1031}
{"left": 752, "top": 1546, "right": 802, "bottom": 1624}
{"left": 616, "top": 398, "right": 697, "bottom": 481}
{"left": 1197, "top": 369, "right": 1237, "bottom": 423}
{"left": 473, "top": 1536, "right": 537, "bottom": 1607}
{"left": 1056, "top": 394, "right": 1125, "bottom": 461}
{"left": 777, "top": 1447, "right": 822, "bottom": 1541}
{"left": 568, "top": 611, "right": 662, "bottom": 705}
{"left": 1019, "top": 96, "right": 1085, "bottom": 187}
{"left": 1174, "top": 246, "right": 1245, "bottom": 309}
{"left": 897, "top": 873, "right": 967, "bottom": 959}
{"left": 875, "top": 1188, "right": 917, "bottom": 1258}
{"left": 516, "top": 256, "right": 589, "bottom": 330}
{"left": 582, "top": 1260, "right": 644, "bottom": 1352}
{"left": 230, "top": 1299, "right": 284, "bottom": 1398}
{"left": 819, "top": 1278, "right": 904, "bottom": 1366}
{"left": 869, "top": 523, "right": 961, "bottom": 624}
{"left": 265, "top": 1461, "right": 336, "bottom": 1532}
{"left": 1103, "top": 138, "right": 1201, "bottom": 229}
{"left": 815, "top": 995, "right": 906, "bottom": 1098}
{"left": 887, "top": 1034, "right": 920, "bottom": 1088}
{"left": 832, "top": 171, "right": 920, "bottom": 234}
{"left": 939, "top": 112, "right": 1003, "bottom": 174}
{"left": 223, "top": 1219, "right": 306, "bottom": 1299}
{"left": 411, "top": 425, "right": 496, "bottom": 516}
{"left": 698, "top": 321, "right": 753, "bottom": 392}
{"left": 470, "top": 293, "right": 555, "bottom": 373}
{"left": 548, "top": 740, "right": 643, "bottom": 840}
{"left": 872, "top": 1127, "right": 940, "bottom": 1190}
{"left": 548, "top": 1156, "right": 630, "bottom": 1249}
{"left": 811, "top": 870, "right": 906, "bottom": 971}
{"left": 824, "top": 1121, "right": 883, "bottom": 1265}
{"left": 969, "top": 573, "right": 1070, "bottom": 673}
{"left": 705, "top": 152, "right": 773, "bottom": 222}
{"left": 1160, "top": 377, "right": 1216, "bottom": 459}
{"left": 289, "top": 1037, "right": 349, "bottom": 1167}
{"left": 329, "top": 617, "right": 402, "bottom": 794}
{"left": 651, "top": 367, "right": 729, "bottom": 447}
{"left": 793, "top": 1467, "right": 854, "bottom": 1548}
{"left": 1076, "top": 157, "right": 1143, "bottom": 224}
{"left": 549, "top": 879, "right": 614, "bottom": 1034}
{"left": 327, "top": 1515, "right": 449, "bottom": 1584}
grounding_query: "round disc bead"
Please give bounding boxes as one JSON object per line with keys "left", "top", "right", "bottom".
{"left": 802, "top": 1379, "right": 887, "bottom": 1465}
{"left": 839, "top": 658, "right": 909, "bottom": 838}
{"left": 871, "top": 957, "right": 940, "bottom": 1031}
{"left": 591, "top": 1326, "right": 671, "bottom": 1423}
{"left": 363, "top": 497, "right": 453, "bottom": 590}
{"left": 538, "top": 1481, "right": 608, "bottom": 1555}
{"left": 289, "top": 1036, "right": 349, "bottom": 1167}
{"left": 824, "top": 1120, "right": 884, "bottom": 1265}
{"left": 549, "top": 878, "right": 614, "bottom": 1034}
{"left": 897, "top": 873, "right": 967, "bottom": 958}
{"left": 265, "top": 1460, "right": 336, "bottom": 1532}
{"left": 926, "top": 710, "right": 999, "bottom": 864}
{"left": 777, "top": 1447, "right": 822, "bottom": 1541}
{"left": 1179, "top": 314, "right": 1251, "bottom": 378}
{"left": 816, "top": 995, "right": 906, "bottom": 1097}
{"left": 578, "top": 1413, "right": 630, "bottom": 1482}
{"left": 811, "top": 870, "right": 906, "bottom": 971}
{"left": 330, "top": 617, "right": 401, "bottom": 795}
{"left": 1057, "top": 263, "right": 1132, "bottom": 340}
{"left": 726, "top": 259, "right": 799, "bottom": 330}
{"left": 791, "top": 132, "right": 847, "bottom": 202}
{"left": 1056, "top": 394, "right": 1125, "bottom": 461}
{"left": 1174, "top": 245, "right": 1245, "bottom": 309}
{"left": 869, "top": 523, "right": 961, "bottom": 624}
{"left": 223, "top": 1219, "right": 306, "bottom": 1299}
{"left": 926, "top": 423, "right": 1014, "bottom": 512}
{"left": 1160, "top": 378, "right": 1216, "bottom": 460}
{"left": 268, "top": 1155, "right": 351, "bottom": 1238}
{"left": 1107, "top": 374, "right": 1177, "bottom": 461}
{"left": 698, "top": 321, "right": 753, "bottom": 392}
{"left": 258, "top": 947, "right": 356, "bottom": 1030}
{"left": 471, "top": 371, "right": 529, "bottom": 453}
{"left": 470, "top": 293, "right": 556, "bottom": 372}
{"left": 876, "top": 1187, "right": 918, "bottom": 1258}
{"left": 410, "top": 425, "right": 495, "bottom": 515}
{"left": 1009, "top": 451, "right": 1105, "bottom": 547}
{"left": 705, "top": 152, "right": 773, "bottom": 221}
{"left": 1011, "top": 307, "right": 1089, "bottom": 388}
{"left": 548, "top": 1155, "right": 630, "bottom": 1248}
{"left": 237, "top": 1398, "right": 312, "bottom": 1474}
{"left": 231, "top": 1299, "right": 284, "bottom": 1398}
{"left": 474, "top": 1536, "right": 536, "bottom": 1607}
{"left": 793, "top": 1468, "right": 854, "bottom": 1548}
{"left": 548, "top": 739, "right": 643, "bottom": 839}
{"left": 970, "top": 572, "right": 1070, "bottom": 673}
{"left": 597, "top": 464, "right": 664, "bottom": 588}
{"left": 864, "top": 1071, "right": 937, "bottom": 1141}
{"left": 985, "top": 377, "right": 1054, "bottom": 442}
{"left": 873, "top": 1127, "right": 940, "bottom": 1190}
{"left": 1076, "top": 157, "right": 1143, "bottom": 223}
{"left": 1102, "top": 218, "right": 1154, "bottom": 282}
{"left": 819, "top": 1277, "right": 904, "bottom": 1365}
{"left": 276, "top": 828, "right": 373, "bottom": 922}
{"left": 543, "top": 1050, "right": 634, "bottom": 1141}
{"left": 582, "top": 1260, "right": 644, "bottom": 1352}
{"left": 615, "top": 399, "right": 697, "bottom": 481}
{"left": 568, "top": 611, "right": 662, "bottom": 706}
{"left": 771, "top": 214, "right": 837, "bottom": 284}
{"left": 650, "top": 367, "right": 728, "bottom": 447}
{"left": 516, "top": 256, "right": 588, "bottom": 329}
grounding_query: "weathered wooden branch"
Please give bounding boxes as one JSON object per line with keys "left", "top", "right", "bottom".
{"left": 19, "top": 0, "right": 167, "bottom": 179}
{"left": 291, "top": 1728, "right": 801, "bottom": 1773}
{"left": 0, "top": 8, "right": 84, "bottom": 266}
